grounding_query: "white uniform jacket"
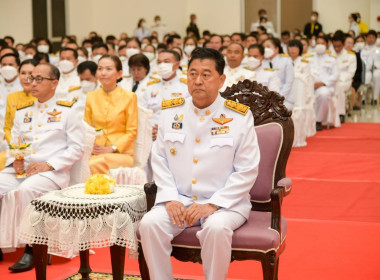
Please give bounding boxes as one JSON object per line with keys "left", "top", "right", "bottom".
{"left": 152, "top": 95, "right": 260, "bottom": 220}
{"left": 308, "top": 53, "right": 339, "bottom": 91}
{"left": 255, "top": 66, "right": 281, "bottom": 92}
{"left": 144, "top": 75, "right": 189, "bottom": 126}
{"left": 4, "top": 95, "right": 85, "bottom": 188}
{"left": 221, "top": 65, "right": 256, "bottom": 92}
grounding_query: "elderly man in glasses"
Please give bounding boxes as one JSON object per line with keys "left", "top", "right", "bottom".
{"left": 0, "top": 63, "right": 84, "bottom": 272}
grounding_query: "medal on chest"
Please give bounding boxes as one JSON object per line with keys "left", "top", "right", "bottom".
{"left": 172, "top": 114, "right": 183, "bottom": 130}
{"left": 23, "top": 112, "right": 33, "bottom": 123}
{"left": 47, "top": 108, "right": 62, "bottom": 123}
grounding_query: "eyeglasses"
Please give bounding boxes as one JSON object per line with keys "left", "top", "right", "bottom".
{"left": 27, "top": 75, "right": 55, "bottom": 84}
{"left": 129, "top": 67, "right": 146, "bottom": 74}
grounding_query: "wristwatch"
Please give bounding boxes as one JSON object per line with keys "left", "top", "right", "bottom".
{"left": 111, "top": 145, "right": 118, "bottom": 153}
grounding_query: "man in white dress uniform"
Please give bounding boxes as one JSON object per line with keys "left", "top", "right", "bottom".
{"left": 139, "top": 48, "right": 260, "bottom": 280}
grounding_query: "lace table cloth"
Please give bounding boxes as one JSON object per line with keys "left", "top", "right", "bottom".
{"left": 19, "top": 184, "right": 146, "bottom": 255}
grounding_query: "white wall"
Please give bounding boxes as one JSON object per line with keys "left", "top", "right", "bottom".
{"left": 0, "top": 0, "right": 33, "bottom": 44}
{"left": 313, "top": 0, "right": 379, "bottom": 34}
{"left": 66, "top": 0, "right": 241, "bottom": 44}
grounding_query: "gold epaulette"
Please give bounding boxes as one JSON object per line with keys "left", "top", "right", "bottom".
{"left": 302, "top": 53, "right": 314, "bottom": 58}
{"left": 51, "top": 53, "right": 57, "bottom": 57}
{"left": 147, "top": 78, "right": 161, "bottom": 86}
{"left": 280, "top": 53, "right": 290, "bottom": 57}
{"left": 329, "top": 53, "right": 336, "bottom": 58}
{"left": 301, "top": 59, "right": 309, "bottom": 63}
{"left": 68, "top": 85, "right": 81, "bottom": 92}
{"left": 224, "top": 100, "right": 249, "bottom": 115}
{"left": 347, "top": 50, "right": 356, "bottom": 55}
{"left": 264, "top": 68, "right": 274, "bottom": 72}
{"left": 122, "top": 75, "right": 131, "bottom": 78}
{"left": 161, "top": 98, "right": 185, "bottom": 110}
{"left": 16, "top": 100, "right": 34, "bottom": 110}
{"left": 180, "top": 77, "right": 187, "bottom": 84}
{"left": 244, "top": 66, "right": 255, "bottom": 71}
{"left": 56, "top": 97, "right": 78, "bottom": 107}
{"left": 326, "top": 50, "right": 331, "bottom": 54}
{"left": 244, "top": 53, "right": 248, "bottom": 56}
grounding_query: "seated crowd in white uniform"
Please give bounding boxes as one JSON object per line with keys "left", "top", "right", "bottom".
{"left": 0, "top": 10, "right": 379, "bottom": 275}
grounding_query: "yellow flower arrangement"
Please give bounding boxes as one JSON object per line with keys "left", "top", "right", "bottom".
{"left": 84, "top": 174, "right": 116, "bottom": 194}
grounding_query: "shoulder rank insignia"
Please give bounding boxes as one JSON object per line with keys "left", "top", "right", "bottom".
{"left": 244, "top": 66, "right": 255, "bottom": 71}
{"left": 328, "top": 53, "right": 336, "bottom": 58}
{"left": 326, "top": 50, "right": 331, "bottom": 54}
{"left": 147, "top": 78, "right": 161, "bottom": 86}
{"left": 301, "top": 59, "right": 309, "bottom": 63}
{"left": 302, "top": 53, "right": 314, "bottom": 58}
{"left": 161, "top": 97, "right": 185, "bottom": 110}
{"left": 264, "top": 68, "right": 274, "bottom": 71}
{"left": 347, "top": 50, "right": 355, "bottom": 55}
{"left": 17, "top": 100, "right": 34, "bottom": 110}
{"left": 122, "top": 75, "right": 131, "bottom": 79}
{"left": 224, "top": 100, "right": 249, "bottom": 115}
{"left": 68, "top": 85, "right": 81, "bottom": 92}
{"left": 180, "top": 77, "right": 187, "bottom": 84}
{"left": 280, "top": 53, "right": 290, "bottom": 57}
{"left": 212, "top": 114, "right": 233, "bottom": 125}
{"left": 56, "top": 97, "right": 78, "bottom": 107}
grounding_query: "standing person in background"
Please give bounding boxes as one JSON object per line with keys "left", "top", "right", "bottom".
{"left": 186, "top": 14, "right": 200, "bottom": 40}
{"left": 250, "top": 9, "right": 276, "bottom": 36}
{"left": 134, "top": 18, "right": 151, "bottom": 42}
{"left": 304, "top": 11, "right": 323, "bottom": 38}
{"left": 348, "top": 13, "right": 360, "bottom": 37}
{"left": 356, "top": 13, "right": 368, "bottom": 34}
{"left": 151, "top": 15, "right": 167, "bottom": 42}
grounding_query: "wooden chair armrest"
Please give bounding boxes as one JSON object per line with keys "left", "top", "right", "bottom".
{"left": 270, "top": 178, "right": 291, "bottom": 233}
{"left": 143, "top": 182, "right": 157, "bottom": 211}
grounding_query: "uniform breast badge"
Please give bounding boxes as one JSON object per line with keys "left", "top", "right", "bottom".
{"left": 172, "top": 114, "right": 183, "bottom": 129}
{"left": 23, "top": 112, "right": 32, "bottom": 123}
{"left": 211, "top": 126, "right": 229, "bottom": 135}
{"left": 171, "top": 92, "right": 183, "bottom": 98}
{"left": 212, "top": 114, "right": 233, "bottom": 125}
{"left": 47, "top": 108, "right": 62, "bottom": 123}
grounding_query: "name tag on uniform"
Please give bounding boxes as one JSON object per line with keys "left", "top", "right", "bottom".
{"left": 211, "top": 126, "right": 229, "bottom": 135}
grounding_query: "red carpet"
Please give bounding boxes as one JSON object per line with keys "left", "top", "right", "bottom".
{"left": 1, "top": 123, "right": 380, "bottom": 279}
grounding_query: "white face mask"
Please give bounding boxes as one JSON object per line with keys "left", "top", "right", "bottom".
{"left": 1, "top": 65, "right": 18, "bottom": 81}
{"left": 126, "top": 48, "right": 140, "bottom": 58}
{"left": 315, "top": 44, "right": 326, "bottom": 55}
{"left": 143, "top": 52, "right": 155, "bottom": 61}
{"left": 77, "top": 56, "right": 87, "bottom": 64}
{"left": 311, "top": 15, "right": 317, "bottom": 21}
{"left": 141, "top": 43, "right": 147, "bottom": 50}
{"left": 119, "top": 55, "right": 127, "bottom": 62}
{"left": 311, "top": 39, "right": 316, "bottom": 47}
{"left": 80, "top": 80, "right": 97, "bottom": 93}
{"left": 24, "top": 54, "right": 34, "bottom": 60}
{"left": 152, "top": 43, "right": 158, "bottom": 49}
{"left": 264, "top": 47, "right": 274, "bottom": 59}
{"left": 37, "top": 45, "right": 49, "bottom": 53}
{"left": 92, "top": 54, "right": 102, "bottom": 64}
{"left": 246, "top": 57, "right": 261, "bottom": 69}
{"left": 184, "top": 45, "right": 196, "bottom": 56}
{"left": 59, "top": 60, "right": 75, "bottom": 73}
{"left": 86, "top": 47, "right": 92, "bottom": 55}
{"left": 141, "top": 22, "right": 146, "bottom": 28}
{"left": 354, "top": 42, "right": 365, "bottom": 51}
{"left": 155, "top": 20, "right": 161, "bottom": 25}
{"left": 157, "top": 62, "right": 175, "bottom": 79}
{"left": 197, "top": 44, "right": 203, "bottom": 48}
{"left": 18, "top": 50, "right": 25, "bottom": 60}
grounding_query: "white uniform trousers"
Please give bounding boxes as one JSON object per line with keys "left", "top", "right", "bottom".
{"left": 314, "top": 86, "right": 333, "bottom": 123}
{"left": 139, "top": 205, "right": 246, "bottom": 280}
{"left": 0, "top": 173, "right": 59, "bottom": 248}
{"left": 336, "top": 81, "right": 352, "bottom": 116}
{"left": 373, "top": 69, "right": 380, "bottom": 101}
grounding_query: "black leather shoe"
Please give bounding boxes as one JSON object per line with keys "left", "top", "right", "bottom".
{"left": 8, "top": 246, "right": 34, "bottom": 273}
{"left": 0, "top": 248, "right": 3, "bottom": 261}
{"left": 316, "top": 122, "right": 322, "bottom": 131}
{"left": 353, "top": 105, "right": 361, "bottom": 110}
{"left": 339, "top": 115, "right": 345, "bottom": 124}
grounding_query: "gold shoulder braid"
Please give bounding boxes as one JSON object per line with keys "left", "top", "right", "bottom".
{"left": 147, "top": 78, "right": 161, "bottom": 86}
{"left": 16, "top": 100, "right": 34, "bottom": 110}
{"left": 161, "top": 97, "right": 185, "bottom": 110}
{"left": 180, "top": 77, "right": 188, "bottom": 84}
{"left": 56, "top": 97, "right": 78, "bottom": 107}
{"left": 224, "top": 100, "right": 250, "bottom": 115}
{"left": 68, "top": 85, "right": 81, "bottom": 92}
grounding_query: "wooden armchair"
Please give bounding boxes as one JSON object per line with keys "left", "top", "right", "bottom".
{"left": 138, "top": 80, "right": 294, "bottom": 280}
